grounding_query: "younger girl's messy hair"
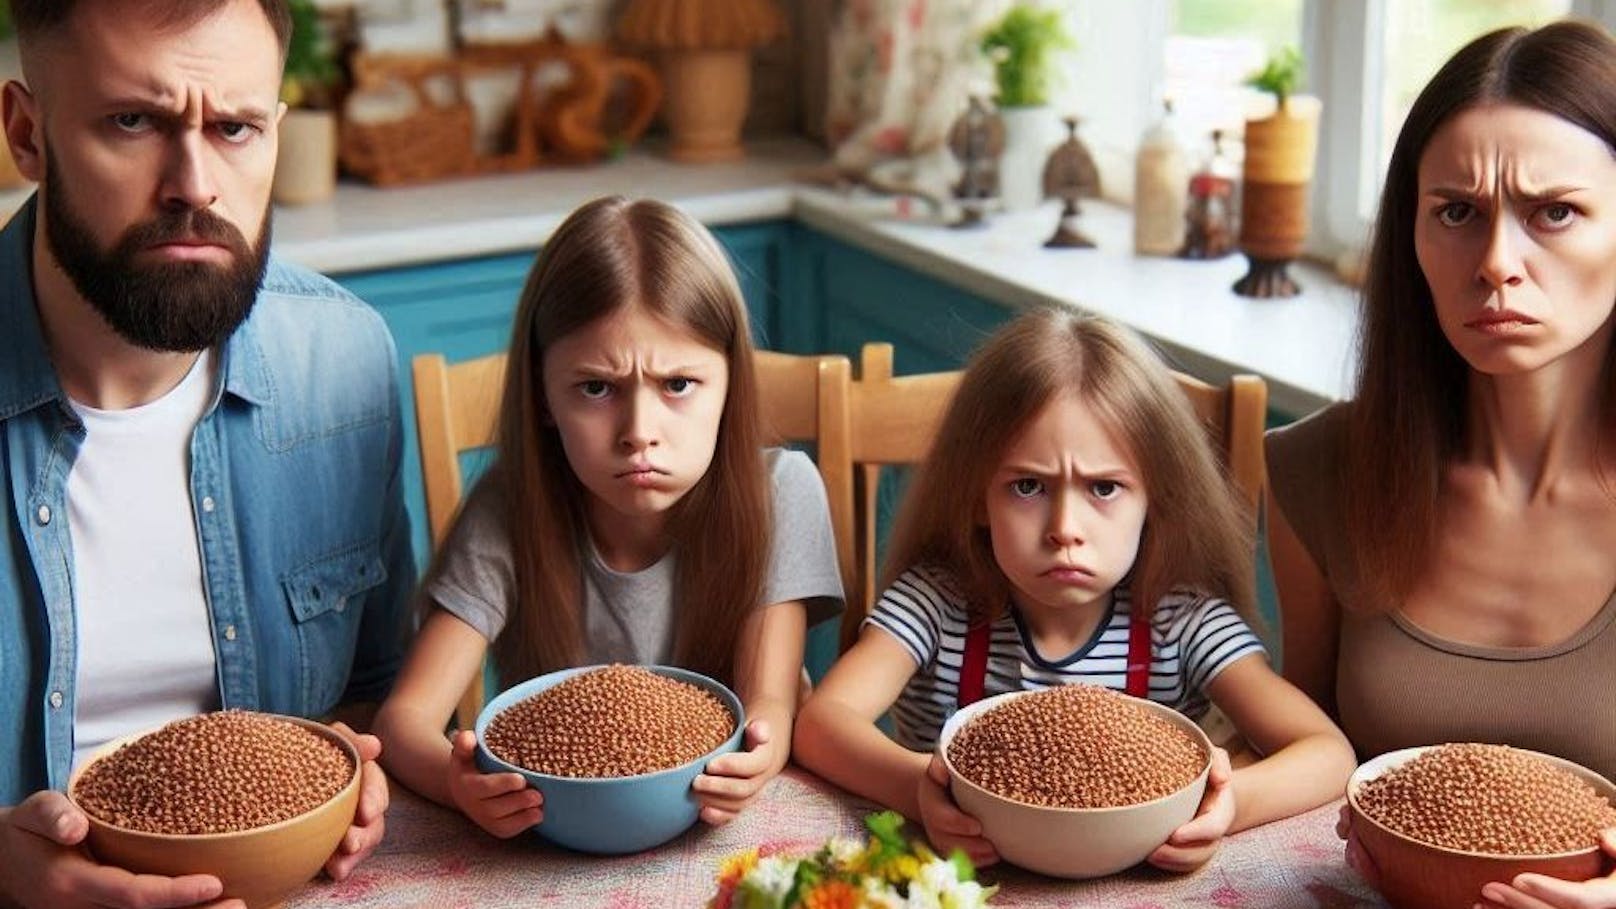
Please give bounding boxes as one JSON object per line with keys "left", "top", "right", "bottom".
{"left": 882, "top": 309, "right": 1256, "bottom": 624}
{"left": 463, "top": 196, "right": 769, "bottom": 686}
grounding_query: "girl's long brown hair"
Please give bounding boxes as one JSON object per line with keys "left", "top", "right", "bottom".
{"left": 881, "top": 310, "right": 1256, "bottom": 626}
{"left": 452, "top": 196, "right": 769, "bottom": 686}
{"left": 1348, "top": 20, "right": 1616, "bottom": 608}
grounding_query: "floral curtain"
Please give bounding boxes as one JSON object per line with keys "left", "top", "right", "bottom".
{"left": 823, "top": 0, "right": 1007, "bottom": 201}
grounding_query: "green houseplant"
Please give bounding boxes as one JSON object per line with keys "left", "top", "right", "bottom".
{"left": 979, "top": 4, "right": 1074, "bottom": 212}
{"left": 980, "top": 4, "right": 1073, "bottom": 109}
{"left": 273, "top": 0, "right": 341, "bottom": 205}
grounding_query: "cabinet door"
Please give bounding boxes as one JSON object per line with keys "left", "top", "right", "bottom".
{"left": 333, "top": 224, "right": 791, "bottom": 565}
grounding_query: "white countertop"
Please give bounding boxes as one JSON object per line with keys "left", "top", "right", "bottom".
{"left": 791, "top": 192, "right": 1359, "bottom": 416}
{"left": 0, "top": 138, "right": 1356, "bottom": 414}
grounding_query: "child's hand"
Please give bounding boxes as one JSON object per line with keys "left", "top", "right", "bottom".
{"left": 1148, "top": 746, "right": 1235, "bottom": 873}
{"left": 445, "top": 730, "right": 543, "bottom": 838}
{"left": 694, "top": 720, "right": 780, "bottom": 826}
{"left": 917, "top": 754, "right": 999, "bottom": 868}
{"left": 1475, "top": 829, "right": 1616, "bottom": 909}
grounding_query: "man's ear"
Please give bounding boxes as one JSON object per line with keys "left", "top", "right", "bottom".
{"left": 1, "top": 80, "right": 44, "bottom": 182}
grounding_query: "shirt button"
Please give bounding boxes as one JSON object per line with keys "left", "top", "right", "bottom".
{"left": 35, "top": 505, "right": 50, "bottom": 525}
{"left": 223, "top": 624, "right": 237, "bottom": 642}
{"left": 49, "top": 691, "right": 63, "bottom": 709}
{"left": 201, "top": 496, "right": 216, "bottom": 513}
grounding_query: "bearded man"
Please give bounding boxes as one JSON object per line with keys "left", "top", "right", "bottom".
{"left": 0, "top": 2, "right": 415, "bottom": 906}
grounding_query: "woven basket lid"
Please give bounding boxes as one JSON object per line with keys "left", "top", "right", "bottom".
{"left": 616, "top": 0, "right": 785, "bottom": 50}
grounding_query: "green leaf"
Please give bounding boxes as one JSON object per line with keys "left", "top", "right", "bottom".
{"left": 864, "top": 810, "right": 908, "bottom": 855}
{"left": 949, "top": 848, "right": 977, "bottom": 882}
{"left": 1245, "top": 45, "right": 1305, "bottom": 103}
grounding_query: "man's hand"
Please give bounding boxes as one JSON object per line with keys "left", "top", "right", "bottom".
{"left": 0, "top": 791, "right": 241, "bottom": 909}
{"left": 324, "top": 722, "right": 389, "bottom": 880}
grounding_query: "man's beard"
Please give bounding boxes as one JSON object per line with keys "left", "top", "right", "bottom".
{"left": 42, "top": 151, "right": 271, "bottom": 353}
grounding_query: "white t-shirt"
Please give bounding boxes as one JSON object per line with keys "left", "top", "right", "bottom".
{"left": 866, "top": 564, "right": 1266, "bottom": 751}
{"left": 68, "top": 351, "right": 219, "bottom": 769}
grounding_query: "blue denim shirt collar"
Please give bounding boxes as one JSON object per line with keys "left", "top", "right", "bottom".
{"left": 0, "top": 194, "right": 273, "bottom": 416}
{"left": 0, "top": 197, "right": 63, "bottom": 423}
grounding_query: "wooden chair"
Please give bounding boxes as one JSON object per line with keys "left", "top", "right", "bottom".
{"left": 412, "top": 348, "right": 855, "bottom": 730}
{"left": 821, "top": 342, "right": 1267, "bottom": 653}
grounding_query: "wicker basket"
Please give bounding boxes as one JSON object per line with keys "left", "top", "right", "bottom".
{"left": 340, "top": 55, "right": 478, "bottom": 186}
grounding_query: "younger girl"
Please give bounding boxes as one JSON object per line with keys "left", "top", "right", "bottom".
{"left": 794, "top": 310, "right": 1354, "bottom": 872}
{"left": 375, "top": 197, "right": 844, "bottom": 837}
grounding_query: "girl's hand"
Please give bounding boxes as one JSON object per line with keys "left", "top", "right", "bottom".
{"left": 1477, "top": 829, "right": 1616, "bottom": 909}
{"left": 323, "top": 722, "right": 389, "bottom": 881}
{"left": 694, "top": 720, "right": 781, "bottom": 825}
{"left": 444, "top": 730, "right": 543, "bottom": 838}
{"left": 917, "top": 754, "right": 999, "bottom": 869}
{"left": 1148, "top": 747, "right": 1236, "bottom": 873}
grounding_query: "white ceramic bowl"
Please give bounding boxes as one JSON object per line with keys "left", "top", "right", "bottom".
{"left": 936, "top": 689, "right": 1212, "bottom": 878}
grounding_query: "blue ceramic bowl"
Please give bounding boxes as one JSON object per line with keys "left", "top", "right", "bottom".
{"left": 474, "top": 664, "right": 745, "bottom": 855}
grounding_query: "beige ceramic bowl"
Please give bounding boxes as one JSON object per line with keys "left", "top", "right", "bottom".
{"left": 68, "top": 714, "right": 361, "bottom": 909}
{"left": 1347, "top": 745, "right": 1616, "bottom": 909}
{"left": 936, "top": 689, "right": 1212, "bottom": 878}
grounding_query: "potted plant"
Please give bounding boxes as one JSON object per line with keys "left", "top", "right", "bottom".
{"left": 980, "top": 3, "right": 1073, "bottom": 212}
{"left": 274, "top": 0, "right": 342, "bottom": 205}
{"left": 1232, "top": 46, "right": 1322, "bottom": 297}
{"left": 615, "top": 0, "right": 784, "bottom": 163}
{"left": 0, "top": 0, "right": 26, "bottom": 191}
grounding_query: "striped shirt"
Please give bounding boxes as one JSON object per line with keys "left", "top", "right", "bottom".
{"left": 866, "top": 564, "right": 1267, "bottom": 751}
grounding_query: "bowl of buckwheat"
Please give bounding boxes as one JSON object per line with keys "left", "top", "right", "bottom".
{"left": 67, "top": 711, "right": 361, "bottom": 909}
{"left": 935, "top": 685, "right": 1213, "bottom": 878}
{"left": 1347, "top": 743, "right": 1616, "bottom": 909}
{"left": 474, "top": 663, "right": 745, "bottom": 855}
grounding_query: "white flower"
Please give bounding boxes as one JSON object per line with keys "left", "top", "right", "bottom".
{"left": 736, "top": 856, "right": 800, "bottom": 909}
{"left": 825, "top": 837, "right": 864, "bottom": 869}
{"left": 860, "top": 877, "right": 907, "bottom": 909}
{"left": 906, "top": 857, "right": 992, "bottom": 909}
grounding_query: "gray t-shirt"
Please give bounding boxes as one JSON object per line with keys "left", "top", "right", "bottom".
{"left": 424, "top": 448, "right": 844, "bottom": 663}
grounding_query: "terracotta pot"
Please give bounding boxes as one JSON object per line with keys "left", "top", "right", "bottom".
{"left": 658, "top": 49, "right": 751, "bottom": 163}
{"left": 1233, "top": 95, "right": 1322, "bottom": 298}
{"left": 273, "top": 109, "right": 337, "bottom": 206}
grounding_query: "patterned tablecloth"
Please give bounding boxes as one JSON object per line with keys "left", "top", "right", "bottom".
{"left": 285, "top": 766, "right": 1389, "bottom": 908}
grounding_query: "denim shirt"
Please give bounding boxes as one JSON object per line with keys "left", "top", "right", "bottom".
{"left": 0, "top": 198, "right": 417, "bottom": 804}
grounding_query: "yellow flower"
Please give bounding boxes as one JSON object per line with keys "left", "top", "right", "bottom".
{"left": 881, "top": 854, "right": 921, "bottom": 884}
{"left": 717, "top": 848, "right": 759, "bottom": 886}
{"left": 801, "top": 880, "right": 862, "bottom": 909}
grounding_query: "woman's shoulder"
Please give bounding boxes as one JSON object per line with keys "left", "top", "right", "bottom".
{"left": 1265, "top": 400, "right": 1353, "bottom": 534}
{"left": 1265, "top": 400, "right": 1353, "bottom": 469}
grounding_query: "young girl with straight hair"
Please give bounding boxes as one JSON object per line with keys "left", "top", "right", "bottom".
{"left": 795, "top": 310, "right": 1353, "bottom": 872}
{"left": 376, "top": 196, "right": 843, "bottom": 837}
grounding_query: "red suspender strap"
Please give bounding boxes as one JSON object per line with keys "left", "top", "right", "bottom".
{"left": 957, "top": 621, "right": 991, "bottom": 707}
{"left": 1125, "top": 607, "right": 1151, "bottom": 698}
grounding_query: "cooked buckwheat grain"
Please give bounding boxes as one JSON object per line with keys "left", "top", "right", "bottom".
{"left": 73, "top": 711, "right": 354, "bottom": 835}
{"left": 484, "top": 665, "right": 735, "bottom": 778}
{"left": 947, "top": 684, "right": 1207, "bottom": 809}
{"left": 1355, "top": 743, "right": 1616, "bottom": 855}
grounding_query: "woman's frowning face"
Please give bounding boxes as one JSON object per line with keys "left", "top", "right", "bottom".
{"left": 1415, "top": 103, "right": 1616, "bottom": 377}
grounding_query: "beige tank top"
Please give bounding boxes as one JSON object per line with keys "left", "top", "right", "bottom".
{"left": 1266, "top": 402, "right": 1616, "bottom": 781}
